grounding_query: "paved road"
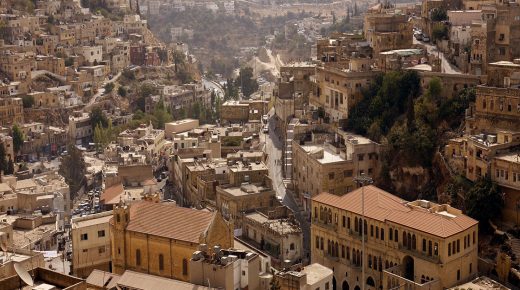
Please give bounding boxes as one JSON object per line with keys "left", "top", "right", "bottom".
{"left": 263, "top": 108, "right": 311, "bottom": 261}
{"left": 84, "top": 71, "right": 122, "bottom": 111}
{"left": 202, "top": 77, "right": 224, "bottom": 99}
{"left": 414, "top": 38, "right": 461, "bottom": 74}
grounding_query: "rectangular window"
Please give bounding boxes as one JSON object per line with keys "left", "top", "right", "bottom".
{"left": 80, "top": 233, "right": 88, "bottom": 241}
{"left": 358, "top": 154, "right": 364, "bottom": 161}
{"left": 469, "top": 263, "right": 472, "bottom": 273}
{"left": 159, "top": 254, "right": 164, "bottom": 271}
{"left": 448, "top": 243, "right": 451, "bottom": 256}
{"left": 457, "top": 269, "right": 460, "bottom": 280}
{"left": 182, "top": 259, "right": 188, "bottom": 275}
{"left": 344, "top": 170, "right": 353, "bottom": 177}
{"left": 328, "top": 172, "right": 335, "bottom": 180}
{"left": 347, "top": 217, "right": 351, "bottom": 229}
{"left": 457, "top": 240, "right": 460, "bottom": 253}
{"left": 316, "top": 236, "right": 320, "bottom": 249}
{"left": 98, "top": 230, "right": 105, "bottom": 237}
{"left": 136, "top": 249, "right": 141, "bottom": 266}
{"left": 342, "top": 216, "right": 346, "bottom": 227}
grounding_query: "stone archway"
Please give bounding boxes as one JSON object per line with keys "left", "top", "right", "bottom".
{"left": 403, "top": 255, "right": 414, "bottom": 281}
{"left": 333, "top": 276, "right": 337, "bottom": 290}
{"left": 342, "top": 280, "right": 349, "bottom": 290}
{"left": 366, "top": 276, "right": 375, "bottom": 287}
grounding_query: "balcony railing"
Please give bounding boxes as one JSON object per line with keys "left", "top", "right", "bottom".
{"left": 397, "top": 244, "right": 441, "bottom": 264}
{"left": 383, "top": 265, "right": 440, "bottom": 290}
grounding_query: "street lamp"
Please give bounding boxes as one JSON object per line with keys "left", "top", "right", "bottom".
{"left": 354, "top": 174, "right": 373, "bottom": 290}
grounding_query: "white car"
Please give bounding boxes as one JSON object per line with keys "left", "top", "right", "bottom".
{"left": 263, "top": 125, "right": 269, "bottom": 133}
{"left": 262, "top": 114, "right": 269, "bottom": 123}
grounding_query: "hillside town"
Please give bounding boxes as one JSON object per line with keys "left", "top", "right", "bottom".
{"left": 0, "top": 0, "right": 518, "bottom": 289}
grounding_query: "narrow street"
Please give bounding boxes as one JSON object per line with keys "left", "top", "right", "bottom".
{"left": 262, "top": 109, "right": 311, "bottom": 261}
{"left": 414, "top": 38, "right": 462, "bottom": 74}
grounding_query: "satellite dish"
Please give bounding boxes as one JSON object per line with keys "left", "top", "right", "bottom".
{"left": 14, "top": 263, "right": 34, "bottom": 287}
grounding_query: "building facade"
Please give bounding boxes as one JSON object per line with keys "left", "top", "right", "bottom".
{"left": 311, "top": 186, "right": 478, "bottom": 290}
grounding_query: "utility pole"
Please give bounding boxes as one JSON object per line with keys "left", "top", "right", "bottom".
{"left": 354, "top": 174, "right": 373, "bottom": 290}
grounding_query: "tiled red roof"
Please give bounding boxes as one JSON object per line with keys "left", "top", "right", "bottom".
{"left": 126, "top": 202, "right": 215, "bottom": 243}
{"left": 313, "top": 185, "right": 478, "bottom": 238}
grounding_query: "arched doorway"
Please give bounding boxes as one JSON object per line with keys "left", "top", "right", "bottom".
{"left": 342, "top": 281, "right": 349, "bottom": 290}
{"left": 403, "top": 256, "right": 414, "bottom": 281}
{"left": 333, "top": 276, "right": 337, "bottom": 290}
{"left": 354, "top": 286, "right": 361, "bottom": 290}
{"left": 366, "top": 277, "right": 375, "bottom": 287}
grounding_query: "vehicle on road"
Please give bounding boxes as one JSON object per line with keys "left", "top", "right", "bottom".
{"left": 262, "top": 114, "right": 268, "bottom": 123}
{"left": 422, "top": 34, "right": 430, "bottom": 42}
{"left": 263, "top": 125, "right": 269, "bottom": 133}
{"left": 414, "top": 32, "right": 423, "bottom": 41}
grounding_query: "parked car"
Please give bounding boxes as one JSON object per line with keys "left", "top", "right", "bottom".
{"left": 262, "top": 114, "right": 269, "bottom": 123}
{"left": 263, "top": 125, "right": 269, "bottom": 133}
{"left": 422, "top": 34, "right": 430, "bottom": 42}
{"left": 414, "top": 32, "right": 423, "bottom": 41}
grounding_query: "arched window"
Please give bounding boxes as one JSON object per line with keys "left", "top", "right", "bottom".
{"left": 364, "top": 220, "right": 368, "bottom": 235}
{"left": 381, "top": 228, "right": 384, "bottom": 241}
{"left": 403, "top": 231, "right": 407, "bottom": 247}
{"left": 422, "top": 239, "right": 426, "bottom": 252}
{"left": 328, "top": 209, "right": 332, "bottom": 223}
{"left": 429, "top": 240, "right": 433, "bottom": 256}
{"left": 376, "top": 226, "right": 379, "bottom": 239}
{"left": 389, "top": 228, "right": 393, "bottom": 241}
{"left": 368, "top": 254, "right": 372, "bottom": 268}
{"left": 354, "top": 217, "right": 359, "bottom": 232}
{"left": 412, "top": 234, "right": 416, "bottom": 250}
{"left": 434, "top": 243, "right": 439, "bottom": 256}
{"left": 314, "top": 207, "right": 317, "bottom": 218}
{"left": 395, "top": 230, "right": 398, "bottom": 242}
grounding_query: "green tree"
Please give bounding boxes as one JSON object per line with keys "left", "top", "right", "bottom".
{"left": 118, "top": 86, "right": 127, "bottom": 97}
{"left": 153, "top": 97, "right": 172, "bottom": 129}
{"left": 172, "top": 50, "right": 185, "bottom": 73}
{"left": 90, "top": 107, "right": 109, "bottom": 129}
{"left": 432, "top": 24, "right": 448, "bottom": 42}
{"left": 236, "top": 67, "right": 258, "bottom": 98}
{"left": 465, "top": 177, "right": 503, "bottom": 223}
{"left": 104, "top": 82, "right": 115, "bottom": 93}
{"left": 22, "top": 95, "right": 35, "bottom": 108}
{"left": 430, "top": 8, "right": 448, "bottom": 21}
{"left": 59, "top": 145, "right": 86, "bottom": 198}
{"left": 12, "top": 125, "right": 24, "bottom": 154}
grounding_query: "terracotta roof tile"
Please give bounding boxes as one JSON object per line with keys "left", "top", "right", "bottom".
{"left": 313, "top": 185, "right": 477, "bottom": 238}
{"left": 101, "top": 183, "right": 124, "bottom": 205}
{"left": 126, "top": 202, "right": 215, "bottom": 243}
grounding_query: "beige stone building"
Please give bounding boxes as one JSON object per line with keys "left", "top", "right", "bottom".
{"left": 221, "top": 100, "right": 268, "bottom": 124}
{"left": 293, "top": 130, "right": 382, "bottom": 212}
{"left": 242, "top": 207, "right": 303, "bottom": 267}
{"left": 71, "top": 211, "right": 112, "bottom": 278}
{"left": 364, "top": 7, "right": 413, "bottom": 55}
{"left": 311, "top": 185, "right": 479, "bottom": 290}
{"left": 190, "top": 246, "right": 261, "bottom": 290}
{"left": 110, "top": 200, "right": 233, "bottom": 282}
{"left": 312, "top": 66, "right": 377, "bottom": 122}
{"left": 0, "top": 97, "right": 23, "bottom": 126}
{"left": 275, "top": 263, "right": 333, "bottom": 290}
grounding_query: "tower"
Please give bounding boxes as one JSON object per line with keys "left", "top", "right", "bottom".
{"left": 111, "top": 200, "right": 130, "bottom": 274}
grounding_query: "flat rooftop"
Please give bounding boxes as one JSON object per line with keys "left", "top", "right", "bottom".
{"left": 301, "top": 145, "right": 346, "bottom": 164}
{"left": 222, "top": 183, "right": 272, "bottom": 197}
{"left": 245, "top": 212, "right": 301, "bottom": 234}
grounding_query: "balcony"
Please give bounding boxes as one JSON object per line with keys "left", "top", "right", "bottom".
{"left": 383, "top": 264, "right": 441, "bottom": 290}
{"left": 397, "top": 245, "right": 441, "bottom": 264}
{"left": 312, "top": 218, "right": 338, "bottom": 231}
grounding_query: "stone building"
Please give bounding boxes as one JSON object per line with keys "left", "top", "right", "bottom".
{"left": 68, "top": 111, "right": 91, "bottom": 145}
{"left": 110, "top": 200, "right": 233, "bottom": 282}
{"left": 364, "top": 7, "right": 413, "bottom": 55}
{"left": 275, "top": 263, "right": 333, "bottom": 290}
{"left": 311, "top": 185, "right": 478, "bottom": 290}
{"left": 71, "top": 211, "right": 112, "bottom": 278}
{"left": 292, "top": 130, "right": 382, "bottom": 212}
{"left": 242, "top": 207, "right": 303, "bottom": 267}
{"left": 0, "top": 97, "right": 23, "bottom": 126}
{"left": 189, "top": 246, "right": 261, "bottom": 290}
